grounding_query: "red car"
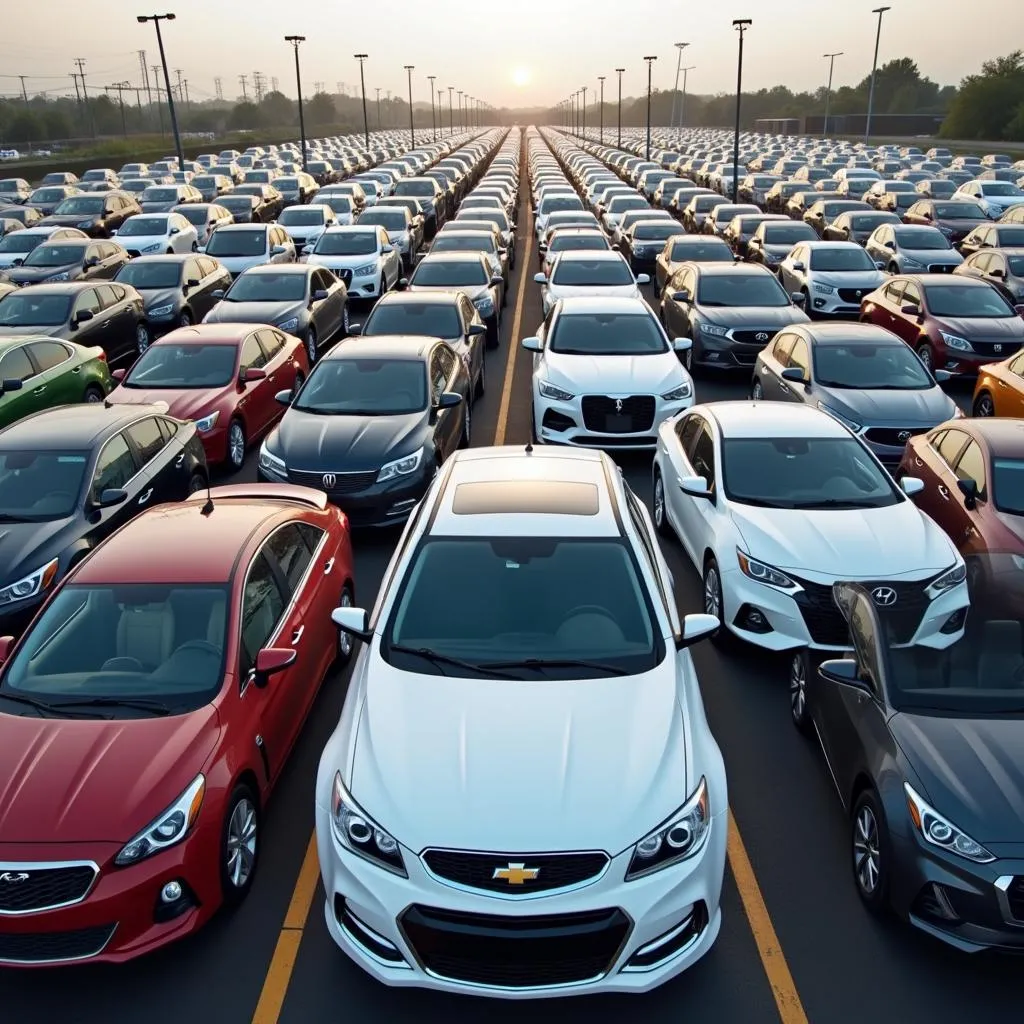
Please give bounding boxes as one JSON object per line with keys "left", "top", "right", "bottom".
{"left": 0, "top": 483, "right": 354, "bottom": 964}
{"left": 106, "top": 323, "right": 308, "bottom": 470}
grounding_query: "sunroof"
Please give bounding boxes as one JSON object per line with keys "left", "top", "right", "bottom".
{"left": 452, "top": 480, "right": 599, "bottom": 516}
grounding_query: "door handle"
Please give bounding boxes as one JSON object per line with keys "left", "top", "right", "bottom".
{"left": 998, "top": 380, "right": 1007, "bottom": 387}
{"left": 33, "top": 386, "right": 45, "bottom": 395}
{"left": 138, "top": 487, "right": 153, "bottom": 505}
{"left": 175, "top": 452, "right": 185, "bottom": 468}
{"left": 291, "top": 625, "right": 304, "bottom": 644}
{"left": 914, "top": 456, "right": 923, "bottom": 467}
{"left": 72, "top": 366, "right": 82, "bottom": 374}
{"left": 937, "top": 485, "right": 950, "bottom": 500}
{"left": 323, "top": 557, "right": 335, "bottom": 575}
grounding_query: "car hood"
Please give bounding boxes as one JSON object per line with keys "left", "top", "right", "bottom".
{"left": 274, "top": 408, "right": 426, "bottom": 471}
{"left": 204, "top": 299, "right": 304, "bottom": 325}
{"left": 544, "top": 350, "right": 686, "bottom": 394}
{"left": 0, "top": 706, "right": 220, "bottom": 842}
{"left": 348, "top": 663, "right": 687, "bottom": 851}
{"left": 904, "top": 247, "right": 962, "bottom": 264}
{"left": 698, "top": 304, "right": 809, "bottom": 328}
{"left": 891, "top": 712, "right": 1024, "bottom": 843}
{"left": 6, "top": 262, "right": 79, "bottom": 284}
{"left": 934, "top": 314, "right": 1024, "bottom": 340}
{"left": 0, "top": 324, "right": 66, "bottom": 338}
{"left": 38, "top": 215, "right": 93, "bottom": 229}
{"left": 730, "top": 499, "right": 956, "bottom": 578}
{"left": 817, "top": 385, "right": 956, "bottom": 426}
{"left": 813, "top": 269, "right": 887, "bottom": 289}
{"left": 137, "top": 286, "right": 182, "bottom": 311}
{"left": 0, "top": 518, "right": 77, "bottom": 588}
{"left": 107, "top": 383, "right": 229, "bottom": 421}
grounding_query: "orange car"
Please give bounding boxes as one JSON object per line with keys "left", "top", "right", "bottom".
{"left": 972, "top": 348, "right": 1024, "bottom": 417}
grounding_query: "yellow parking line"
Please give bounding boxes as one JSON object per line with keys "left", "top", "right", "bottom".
{"left": 728, "top": 811, "right": 809, "bottom": 1024}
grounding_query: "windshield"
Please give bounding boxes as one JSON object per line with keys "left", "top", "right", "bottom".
{"left": 142, "top": 189, "right": 177, "bottom": 203}
{"left": 411, "top": 261, "right": 486, "bottom": 287}
{"left": 396, "top": 181, "right": 434, "bottom": 196}
{"left": 125, "top": 343, "right": 237, "bottom": 388}
{"left": 608, "top": 196, "right": 648, "bottom": 212}
{"left": 925, "top": 284, "right": 1013, "bottom": 318}
{"left": 363, "top": 301, "right": 460, "bottom": 338}
{"left": 193, "top": 176, "right": 218, "bottom": 189}
{"left": 894, "top": 228, "right": 949, "bottom": 250}
{"left": 206, "top": 229, "right": 267, "bottom": 257}
{"left": 0, "top": 293, "right": 70, "bottom": 326}
{"left": 697, "top": 273, "right": 789, "bottom": 307}
{"left": 1008, "top": 255, "right": 1024, "bottom": 276}
{"left": 722, "top": 437, "right": 899, "bottom": 509}
{"left": 0, "top": 233, "right": 42, "bottom": 254}
{"left": 814, "top": 342, "right": 933, "bottom": 390}
{"left": 293, "top": 357, "right": 426, "bottom": 414}
{"left": 540, "top": 197, "right": 583, "bottom": 214}
{"left": 633, "top": 224, "right": 676, "bottom": 241}
{"left": 551, "top": 259, "right": 633, "bottom": 286}
{"left": 809, "top": 247, "right": 876, "bottom": 272}
{"left": 280, "top": 208, "right": 325, "bottom": 226}
{"left": 433, "top": 235, "right": 496, "bottom": 255}
{"left": 360, "top": 210, "right": 406, "bottom": 230}
{"left": 993, "top": 459, "right": 1024, "bottom": 514}
{"left": 1, "top": 584, "right": 229, "bottom": 710}
{"left": 0, "top": 450, "right": 86, "bottom": 520}
{"left": 177, "top": 207, "right": 207, "bottom": 226}
{"left": 24, "top": 244, "right": 85, "bottom": 268}
{"left": 383, "top": 537, "right": 661, "bottom": 677}
{"left": 221, "top": 196, "right": 254, "bottom": 213}
{"left": 934, "top": 203, "right": 985, "bottom": 219}
{"left": 549, "top": 312, "right": 666, "bottom": 355}
{"left": 54, "top": 197, "right": 103, "bottom": 216}
{"left": 118, "top": 217, "right": 169, "bottom": 237}
{"left": 31, "top": 189, "right": 65, "bottom": 202}
{"left": 321, "top": 196, "right": 353, "bottom": 213}
{"left": 550, "top": 235, "right": 609, "bottom": 254}
{"left": 225, "top": 272, "right": 306, "bottom": 302}
{"left": 851, "top": 214, "right": 897, "bottom": 230}
{"left": 671, "top": 240, "right": 732, "bottom": 261}
{"left": 115, "top": 261, "right": 181, "bottom": 289}
{"left": 276, "top": 179, "right": 300, "bottom": 191}
{"left": 315, "top": 231, "right": 377, "bottom": 256}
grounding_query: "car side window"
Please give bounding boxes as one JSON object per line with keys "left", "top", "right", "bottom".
{"left": 990, "top": 253, "right": 1007, "bottom": 275}
{"left": 689, "top": 426, "right": 716, "bottom": 489}
{"left": 436, "top": 344, "right": 457, "bottom": 383}
{"left": 257, "top": 329, "right": 285, "bottom": 359}
{"left": 849, "top": 597, "right": 882, "bottom": 695}
{"left": 126, "top": 414, "right": 166, "bottom": 465}
{"left": 935, "top": 428, "right": 970, "bottom": 468}
{"left": 1009, "top": 352, "right": 1024, "bottom": 376}
{"left": 429, "top": 350, "right": 447, "bottom": 402}
{"left": 99, "top": 243, "right": 119, "bottom": 260}
{"left": 96, "top": 285, "right": 118, "bottom": 308}
{"left": 954, "top": 441, "right": 987, "bottom": 498}
{"left": 91, "top": 433, "right": 137, "bottom": 499}
{"left": 788, "top": 338, "right": 810, "bottom": 376}
{"left": 881, "top": 281, "right": 904, "bottom": 304}
{"left": 198, "top": 256, "right": 218, "bottom": 276}
{"left": 902, "top": 282, "right": 922, "bottom": 308}
{"left": 239, "top": 551, "right": 287, "bottom": 679}
{"left": 183, "top": 258, "right": 202, "bottom": 282}
{"left": 0, "top": 345, "right": 35, "bottom": 382}
{"left": 771, "top": 334, "right": 797, "bottom": 366}
{"left": 157, "top": 416, "right": 179, "bottom": 441}
{"left": 72, "top": 288, "right": 102, "bottom": 317}
{"left": 240, "top": 334, "right": 266, "bottom": 370}
{"left": 26, "top": 341, "right": 70, "bottom": 373}
{"left": 970, "top": 253, "right": 990, "bottom": 273}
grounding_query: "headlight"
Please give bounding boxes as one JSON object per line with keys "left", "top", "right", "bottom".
{"left": 194, "top": 411, "right": 219, "bottom": 433}
{"left": 142, "top": 243, "right": 162, "bottom": 253}
{"left": 661, "top": 380, "right": 693, "bottom": 402}
{"left": 626, "top": 777, "right": 710, "bottom": 880}
{"left": 331, "top": 773, "right": 406, "bottom": 875}
{"left": 817, "top": 401, "right": 862, "bottom": 432}
{"left": 277, "top": 316, "right": 300, "bottom": 332}
{"left": 473, "top": 294, "right": 495, "bottom": 316}
{"left": 47, "top": 271, "right": 70, "bottom": 282}
{"left": 939, "top": 331, "right": 973, "bottom": 352}
{"left": 813, "top": 282, "right": 835, "bottom": 294}
{"left": 737, "top": 549, "right": 797, "bottom": 590}
{"left": 697, "top": 321, "right": 729, "bottom": 338}
{"left": 115, "top": 774, "right": 205, "bottom": 866}
{"left": 902, "top": 257, "right": 923, "bottom": 268}
{"left": 258, "top": 442, "right": 287, "bottom": 477}
{"left": 353, "top": 261, "right": 377, "bottom": 276}
{"left": 904, "top": 782, "right": 994, "bottom": 864}
{"left": 0, "top": 558, "right": 59, "bottom": 606}
{"left": 926, "top": 561, "right": 967, "bottom": 596}
{"left": 539, "top": 380, "right": 574, "bottom": 401}
{"left": 147, "top": 303, "right": 174, "bottom": 318}
{"left": 376, "top": 449, "right": 422, "bottom": 483}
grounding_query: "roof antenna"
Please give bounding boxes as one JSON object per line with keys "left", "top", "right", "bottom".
{"left": 200, "top": 474, "right": 215, "bottom": 516}
{"left": 524, "top": 441, "right": 533, "bottom": 454}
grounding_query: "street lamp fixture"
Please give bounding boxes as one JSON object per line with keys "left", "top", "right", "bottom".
{"left": 822, "top": 52, "right": 843, "bottom": 137}
{"left": 670, "top": 42, "right": 690, "bottom": 129}
{"left": 136, "top": 13, "right": 183, "bottom": 168}
{"left": 643, "top": 56, "right": 657, "bottom": 160}
{"left": 284, "top": 36, "right": 307, "bottom": 170}
{"left": 615, "top": 68, "right": 625, "bottom": 147}
{"left": 865, "top": 7, "right": 891, "bottom": 143}
{"left": 731, "top": 20, "right": 752, "bottom": 203}
{"left": 404, "top": 65, "right": 415, "bottom": 145}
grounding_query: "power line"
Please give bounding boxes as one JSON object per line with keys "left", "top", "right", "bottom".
{"left": 253, "top": 71, "right": 265, "bottom": 103}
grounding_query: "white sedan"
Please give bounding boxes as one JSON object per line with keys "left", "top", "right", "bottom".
{"left": 651, "top": 401, "right": 969, "bottom": 686}
{"left": 113, "top": 212, "right": 198, "bottom": 255}
{"left": 305, "top": 225, "right": 402, "bottom": 300}
{"left": 318, "top": 445, "right": 727, "bottom": 998}
{"left": 776, "top": 240, "right": 886, "bottom": 317}
{"left": 525, "top": 295, "right": 693, "bottom": 449}
{"left": 535, "top": 251, "right": 649, "bottom": 316}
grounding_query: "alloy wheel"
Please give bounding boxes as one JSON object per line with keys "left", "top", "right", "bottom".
{"left": 228, "top": 422, "right": 245, "bottom": 469}
{"left": 136, "top": 323, "right": 151, "bottom": 355}
{"left": 338, "top": 588, "right": 354, "bottom": 660}
{"left": 853, "top": 804, "right": 881, "bottom": 897}
{"left": 306, "top": 328, "right": 317, "bottom": 364}
{"left": 225, "top": 797, "right": 258, "bottom": 889}
{"left": 703, "top": 562, "right": 722, "bottom": 619}
{"left": 974, "top": 393, "right": 995, "bottom": 417}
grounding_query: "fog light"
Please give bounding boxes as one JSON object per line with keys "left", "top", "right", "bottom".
{"left": 706, "top": 352, "right": 720, "bottom": 362}
{"left": 735, "top": 604, "right": 773, "bottom": 633}
{"left": 941, "top": 607, "right": 967, "bottom": 634}
{"left": 161, "top": 881, "right": 183, "bottom": 903}
{"left": 813, "top": 298, "right": 826, "bottom": 308}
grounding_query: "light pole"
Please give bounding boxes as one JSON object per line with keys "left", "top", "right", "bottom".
{"left": 404, "top": 65, "right": 415, "bottom": 144}
{"left": 427, "top": 74, "right": 437, "bottom": 140}
{"left": 670, "top": 42, "right": 689, "bottom": 129}
{"left": 136, "top": 13, "right": 183, "bottom": 168}
{"left": 375, "top": 86, "right": 381, "bottom": 129}
{"left": 822, "top": 51, "right": 843, "bottom": 137}
{"left": 284, "top": 36, "right": 307, "bottom": 170}
{"left": 598, "top": 76, "right": 605, "bottom": 143}
{"left": 731, "top": 19, "right": 752, "bottom": 203}
{"left": 580, "top": 87, "right": 586, "bottom": 139}
{"left": 615, "top": 68, "right": 625, "bottom": 147}
{"left": 447, "top": 86, "right": 454, "bottom": 135}
{"left": 643, "top": 56, "right": 657, "bottom": 160}
{"left": 457, "top": 90, "right": 463, "bottom": 132}
{"left": 865, "top": 6, "right": 890, "bottom": 144}
{"left": 680, "top": 66, "right": 695, "bottom": 128}
{"left": 354, "top": 54, "right": 370, "bottom": 148}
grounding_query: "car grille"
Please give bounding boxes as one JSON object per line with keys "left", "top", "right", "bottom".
{"left": 0, "top": 864, "right": 96, "bottom": 913}
{"left": 580, "top": 395, "right": 655, "bottom": 433}
{"left": 837, "top": 288, "right": 870, "bottom": 303}
{"left": 928, "top": 263, "right": 956, "bottom": 273}
{"left": 0, "top": 923, "right": 115, "bottom": 964}
{"left": 863, "top": 427, "right": 929, "bottom": 447}
{"left": 287, "top": 469, "right": 377, "bottom": 495}
{"left": 971, "top": 342, "right": 1022, "bottom": 358}
{"left": 788, "top": 573, "right": 934, "bottom": 647}
{"left": 400, "top": 905, "right": 630, "bottom": 988}
{"left": 422, "top": 850, "right": 609, "bottom": 895}
{"left": 731, "top": 329, "right": 776, "bottom": 346}
{"left": 337, "top": 269, "right": 353, "bottom": 286}
{"left": 1006, "top": 877, "right": 1024, "bottom": 920}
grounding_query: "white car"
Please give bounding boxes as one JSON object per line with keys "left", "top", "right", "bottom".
{"left": 534, "top": 193, "right": 585, "bottom": 243}
{"left": 954, "top": 179, "right": 1024, "bottom": 218}
{"left": 524, "top": 295, "right": 694, "bottom": 449}
{"left": 535, "top": 251, "right": 648, "bottom": 317}
{"left": 318, "top": 445, "right": 727, "bottom": 998}
{"left": 305, "top": 225, "right": 402, "bottom": 300}
{"left": 777, "top": 241, "right": 886, "bottom": 317}
{"left": 200, "top": 222, "right": 296, "bottom": 276}
{"left": 278, "top": 203, "right": 337, "bottom": 251}
{"left": 651, "top": 401, "right": 969, "bottom": 684}
{"left": 172, "top": 202, "right": 233, "bottom": 246}
{"left": 113, "top": 212, "right": 198, "bottom": 255}
{"left": 0, "top": 225, "right": 87, "bottom": 268}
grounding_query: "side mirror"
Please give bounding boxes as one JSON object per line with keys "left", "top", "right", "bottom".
{"left": 679, "top": 474, "right": 713, "bottom": 498}
{"left": 331, "top": 605, "right": 372, "bottom": 642}
{"left": 521, "top": 336, "right": 542, "bottom": 352}
{"left": 489, "top": 275, "right": 503, "bottom": 286}
{"left": 170, "top": 226, "right": 180, "bottom": 235}
{"left": 302, "top": 245, "right": 313, "bottom": 256}
{"left": 990, "top": 268, "right": 1005, "bottom": 278}
{"left": 275, "top": 388, "right": 293, "bottom": 406}
{"left": 271, "top": 244, "right": 286, "bottom": 255}
{"left": 0, "top": 635, "right": 13, "bottom": 666}
{"left": 901, "top": 476, "right": 925, "bottom": 497}
{"left": 875, "top": 260, "right": 886, "bottom": 269}
{"left": 468, "top": 323, "right": 487, "bottom": 336}
{"left": 883, "top": 240, "right": 895, "bottom": 250}
{"left": 253, "top": 647, "right": 297, "bottom": 688}
{"left": 534, "top": 272, "right": 547, "bottom": 284}
{"left": 111, "top": 368, "right": 126, "bottom": 382}
{"left": 197, "top": 245, "right": 206, "bottom": 254}
{"left": 673, "top": 337, "right": 692, "bottom": 352}
{"left": 436, "top": 391, "right": 462, "bottom": 410}
{"left": 312, "top": 288, "right": 329, "bottom": 301}
{"left": 75, "top": 309, "right": 95, "bottom": 324}
{"left": 636, "top": 273, "right": 650, "bottom": 285}
{"left": 243, "top": 367, "right": 267, "bottom": 383}
{"left": 818, "top": 658, "right": 873, "bottom": 694}
{"left": 922, "top": 211, "right": 932, "bottom": 220}
{"left": 1, "top": 378, "right": 23, "bottom": 393}
{"left": 934, "top": 369, "right": 953, "bottom": 382}
{"left": 671, "top": 289, "right": 691, "bottom": 303}
{"left": 96, "top": 487, "right": 127, "bottom": 508}
{"left": 348, "top": 323, "right": 362, "bottom": 336}
{"left": 11, "top": 258, "right": 23, "bottom": 266}
{"left": 791, "top": 261, "right": 805, "bottom": 272}
{"left": 185, "top": 277, "right": 200, "bottom": 290}
{"left": 781, "top": 367, "right": 808, "bottom": 384}
{"left": 957, "top": 476, "right": 979, "bottom": 508}
{"left": 676, "top": 612, "right": 720, "bottom": 650}
{"left": 537, "top": 242, "right": 548, "bottom": 252}
{"left": 382, "top": 244, "right": 395, "bottom": 253}
{"left": 900, "top": 304, "right": 920, "bottom": 316}
{"left": 84, "top": 257, "right": 98, "bottom": 267}
{"left": 791, "top": 292, "right": 806, "bottom": 306}
{"left": 211, "top": 289, "right": 225, "bottom": 299}
{"left": 396, "top": 278, "right": 408, "bottom": 290}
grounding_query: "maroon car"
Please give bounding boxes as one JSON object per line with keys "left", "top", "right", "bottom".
{"left": 902, "top": 199, "right": 989, "bottom": 244}
{"left": 860, "top": 274, "right": 1024, "bottom": 376}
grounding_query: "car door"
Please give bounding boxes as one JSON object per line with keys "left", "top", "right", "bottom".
{"left": 85, "top": 431, "right": 143, "bottom": 545}
{"left": 96, "top": 242, "right": 123, "bottom": 279}
{"left": 890, "top": 279, "right": 923, "bottom": 347}
{"left": 457, "top": 293, "right": 483, "bottom": 387}
{"left": 429, "top": 344, "right": 460, "bottom": 457}
{"left": 312, "top": 268, "right": 344, "bottom": 340}
{"left": 947, "top": 438, "right": 989, "bottom": 551}
{"left": 196, "top": 256, "right": 231, "bottom": 316}
{"left": 660, "top": 412, "right": 704, "bottom": 563}
{"left": 779, "top": 336, "right": 811, "bottom": 403}
{"left": 24, "top": 339, "right": 79, "bottom": 407}
{"left": 238, "top": 330, "right": 276, "bottom": 435}
{"left": 257, "top": 327, "right": 298, "bottom": 396}
{"left": 758, "top": 333, "right": 796, "bottom": 399}
{"left": 124, "top": 414, "right": 180, "bottom": 507}
{"left": 0, "top": 344, "right": 41, "bottom": 427}
{"left": 664, "top": 267, "right": 696, "bottom": 338}
{"left": 68, "top": 286, "right": 105, "bottom": 347}
{"left": 909, "top": 427, "right": 970, "bottom": 530}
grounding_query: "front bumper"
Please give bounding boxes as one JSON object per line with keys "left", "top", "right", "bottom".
{"left": 314, "top": 807, "right": 726, "bottom": 997}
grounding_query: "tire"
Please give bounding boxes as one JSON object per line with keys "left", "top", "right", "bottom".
{"left": 652, "top": 469, "right": 673, "bottom": 538}
{"left": 851, "top": 788, "right": 891, "bottom": 915}
{"left": 915, "top": 343, "right": 933, "bottom": 373}
{"left": 305, "top": 326, "right": 318, "bottom": 365}
{"left": 83, "top": 384, "right": 105, "bottom": 403}
{"left": 474, "top": 354, "right": 486, "bottom": 399}
{"left": 459, "top": 400, "right": 471, "bottom": 449}
{"left": 702, "top": 555, "right": 729, "bottom": 647}
{"left": 136, "top": 322, "right": 151, "bottom": 356}
{"left": 379, "top": 273, "right": 387, "bottom": 298}
{"left": 341, "top": 303, "right": 351, "bottom": 336}
{"left": 751, "top": 378, "right": 764, "bottom": 401}
{"left": 179, "top": 309, "right": 193, "bottom": 328}
{"left": 335, "top": 583, "right": 356, "bottom": 667}
{"left": 486, "top": 317, "right": 499, "bottom": 350}
{"left": 789, "top": 650, "right": 814, "bottom": 736}
{"left": 166, "top": 248, "right": 174, "bottom": 255}
{"left": 187, "top": 471, "right": 207, "bottom": 495}
{"left": 220, "top": 783, "right": 260, "bottom": 907}
{"left": 888, "top": 262, "right": 899, "bottom": 274}
{"left": 974, "top": 391, "right": 995, "bottom": 417}
{"left": 227, "top": 419, "right": 246, "bottom": 471}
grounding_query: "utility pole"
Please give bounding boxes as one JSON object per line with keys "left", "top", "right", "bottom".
{"left": 354, "top": 54, "right": 370, "bottom": 148}
{"left": 598, "top": 76, "right": 605, "bottom": 144}
{"left": 138, "top": 51, "right": 152, "bottom": 113}
{"left": 175, "top": 68, "right": 184, "bottom": 102}
{"left": 670, "top": 42, "right": 689, "bottom": 129}
{"left": 643, "top": 56, "right": 657, "bottom": 160}
{"left": 238, "top": 74, "right": 248, "bottom": 101}
{"left": 404, "top": 65, "right": 416, "bottom": 145}
{"left": 822, "top": 52, "right": 843, "bottom": 137}
{"left": 427, "top": 75, "right": 437, "bottom": 141}
{"left": 580, "top": 87, "right": 586, "bottom": 138}
{"left": 214, "top": 76, "right": 223, "bottom": 101}
{"left": 106, "top": 82, "right": 128, "bottom": 136}
{"left": 18, "top": 76, "right": 28, "bottom": 107}
{"left": 732, "top": 19, "right": 752, "bottom": 203}
{"left": 74, "top": 58, "right": 94, "bottom": 137}
{"left": 153, "top": 66, "right": 165, "bottom": 135}
{"left": 447, "top": 86, "right": 454, "bottom": 136}
{"left": 314, "top": 81, "right": 324, "bottom": 95}
{"left": 271, "top": 77, "right": 279, "bottom": 93}
{"left": 137, "top": 13, "right": 184, "bottom": 168}
{"left": 183, "top": 79, "right": 191, "bottom": 110}
{"left": 615, "top": 68, "right": 625, "bottom": 147}
{"left": 285, "top": 36, "right": 308, "bottom": 170}
{"left": 865, "top": 6, "right": 891, "bottom": 144}
{"left": 253, "top": 71, "right": 265, "bottom": 103}
{"left": 375, "top": 87, "right": 381, "bottom": 129}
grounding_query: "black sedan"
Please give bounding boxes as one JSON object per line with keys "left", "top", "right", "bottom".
{"left": 0, "top": 206, "right": 44, "bottom": 229}
{"left": 3, "top": 239, "right": 128, "bottom": 286}
{"left": 0, "top": 281, "right": 150, "bottom": 362}
{"left": 618, "top": 220, "right": 682, "bottom": 273}
{"left": 26, "top": 185, "right": 81, "bottom": 216}
{"left": 792, "top": 566, "right": 1024, "bottom": 953}
{"left": 0, "top": 401, "right": 207, "bottom": 635}
{"left": 257, "top": 335, "right": 469, "bottom": 527}
{"left": 232, "top": 184, "right": 283, "bottom": 222}
{"left": 219, "top": 193, "right": 263, "bottom": 224}
{"left": 38, "top": 192, "right": 141, "bottom": 237}
{"left": 115, "top": 253, "right": 232, "bottom": 333}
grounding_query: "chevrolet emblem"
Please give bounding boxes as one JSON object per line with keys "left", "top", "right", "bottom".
{"left": 492, "top": 862, "right": 540, "bottom": 885}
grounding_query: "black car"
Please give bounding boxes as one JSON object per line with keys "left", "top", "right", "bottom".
{"left": 3, "top": 239, "right": 128, "bottom": 287}
{"left": 393, "top": 177, "right": 447, "bottom": 239}
{"left": 232, "top": 184, "right": 283, "bottom": 222}
{"left": 792, "top": 564, "right": 1024, "bottom": 953}
{"left": 219, "top": 193, "right": 262, "bottom": 224}
{"left": 38, "top": 191, "right": 141, "bottom": 238}
{"left": 0, "top": 206, "right": 44, "bottom": 229}
{"left": 115, "top": 253, "right": 232, "bottom": 333}
{"left": 822, "top": 210, "right": 902, "bottom": 246}
{"left": 26, "top": 186, "right": 82, "bottom": 216}
{"left": 0, "top": 402, "right": 207, "bottom": 635}
{"left": 257, "top": 335, "right": 470, "bottom": 527}
{"left": 619, "top": 220, "right": 681, "bottom": 273}
{"left": 0, "top": 281, "right": 151, "bottom": 363}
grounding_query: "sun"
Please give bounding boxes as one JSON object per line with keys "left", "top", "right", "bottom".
{"left": 512, "top": 67, "right": 531, "bottom": 88}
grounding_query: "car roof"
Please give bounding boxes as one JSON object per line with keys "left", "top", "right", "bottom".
{"left": 554, "top": 295, "right": 652, "bottom": 314}
{"left": 705, "top": 400, "right": 849, "bottom": 439}
{"left": 241, "top": 263, "right": 310, "bottom": 276}
{"left": 374, "top": 290, "right": 459, "bottom": 306}
{"left": 0, "top": 402, "right": 171, "bottom": 450}
{"left": 962, "top": 418, "right": 1024, "bottom": 458}
{"left": 323, "top": 334, "right": 436, "bottom": 360}
{"left": 794, "top": 322, "right": 901, "bottom": 345}
{"left": 429, "top": 446, "right": 621, "bottom": 538}
{"left": 151, "top": 324, "right": 251, "bottom": 345}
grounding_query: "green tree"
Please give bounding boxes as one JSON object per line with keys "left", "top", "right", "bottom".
{"left": 6, "top": 111, "right": 44, "bottom": 144}
{"left": 942, "top": 51, "right": 1024, "bottom": 140}
{"left": 306, "top": 92, "right": 336, "bottom": 126}
{"left": 228, "top": 101, "right": 264, "bottom": 131}
{"left": 260, "top": 90, "right": 295, "bottom": 126}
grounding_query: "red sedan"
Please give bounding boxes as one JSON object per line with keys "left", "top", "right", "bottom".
{"left": 0, "top": 483, "right": 354, "bottom": 964}
{"left": 106, "top": 324, "right": 308, "bottom": 470}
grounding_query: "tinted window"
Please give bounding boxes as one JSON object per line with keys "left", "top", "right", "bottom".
{"left": 548, "top": 312, "right": 667, "bottom": 355}
{"left": 363, "top": 300, "right": 460, "bottom": 338}
{"left": 808, "top": 247, "right": 875, "bottom": 271}
{"left": 924, "top": 284, "right": 1013, "bottom": 318}
{"left": 26, "top": 341, "right": 69, "bottom": 372}
{"left": 0, "top": 450, "right": 87, "bottom": 519}
{"left": 955, "top": 441, "right": 987, "bottom": 496}
{"left": 24, "top": 244, "right": 87, "bottom": 267}
{"left": 676, "top": 414, "right": 702, "bottom": 451}
{"left": 690, "top": 428, "right": 716, "bottom": 484}
{"left": 92, "top": 434, "right": 137, "bottom": 499}
{"left": 240, "top": 335, "right": 266, "bottom": 370}
{"left": 206, "top": 229, "right": 267, "bottom": 257}
{"left": 240, "top": 553, "right": 287, "bottom": 677}
{"left": 551, "top": 259, "right": 633, "bottom": 285}
{"left": 936, "top": 428, "right": 969, "bottom": 465}
{"left": 126, "top": 343, "right": 237, "bottom": 388}
{"left": 126, "top": 417, "right": 164, "bottom": 466}
{"left": 0, "top": 346, "right": 35, "bottom": 381}
{"left": 314, "top": 231, "right": 377, "bottom": 255}
{"left": 265, "top": 524, "right": 315, "bottom": 593}
{"left": 293, "top": 357, "right": 427, "bottom": 415}
{"left": 697, "top": 272, "right": 789, "bottom": 307}
{"left": 411, "top": 260, "right": 487, "bottom": 287}
{"left": 813, "top": 342, "right": 933, "bottom": 389}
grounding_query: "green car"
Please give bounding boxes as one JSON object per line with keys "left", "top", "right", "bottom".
{"left": 0, "top": 336, "right": 112, "bottom": 429}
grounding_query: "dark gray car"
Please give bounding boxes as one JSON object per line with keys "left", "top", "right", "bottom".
{"left": 751, "top": 322, "right": 959, "bottom": 468}
{"left": 2, "top": 239, "right": 128, "bottom": 286}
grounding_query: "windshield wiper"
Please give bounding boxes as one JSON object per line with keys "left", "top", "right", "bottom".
{"left": 481, "top": 657, "right": 629, "bottom": 676}
{"left": 732, "top": 496, "right": 794, "bottom": 508}
{"left": 0, "top": 691, "right": 101, "bottom": 718}
{"left": 388, "top": 644, "right": 515, "bottom": 678}
{"left": 49, "top": 696, "right": 172, "bottom": 716}
{"left": 789, "top": 498, "right": 885, "bottom": 509}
